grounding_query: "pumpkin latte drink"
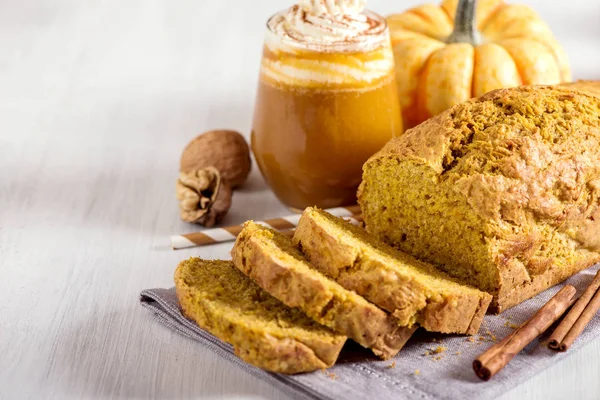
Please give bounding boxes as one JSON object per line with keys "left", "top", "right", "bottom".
{"left": 252, "top": 0, "right": 402, "bottom": 210}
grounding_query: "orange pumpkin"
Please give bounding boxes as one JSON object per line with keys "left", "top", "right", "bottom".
{"left": 388, "top": 0, "right": 571, "bottom": 129}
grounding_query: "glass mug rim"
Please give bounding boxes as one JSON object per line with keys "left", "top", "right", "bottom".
{"left": 264, "top": 7, "right": 389, "bottom": 53}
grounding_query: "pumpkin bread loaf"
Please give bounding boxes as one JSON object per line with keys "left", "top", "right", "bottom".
{"left": 293, "top": 208, "right": 492, "bottom": 334}
{"left": 358, "top": 83, "right": 600, "bottom": 312}
{"left": 232, "top": 222, "right": 416, "bottom": 359}
{"left": 561, "top": 80, "right": 600, "bottom": 98}
{"left": 175, "top": 258, "right": 346, "bottom": 373}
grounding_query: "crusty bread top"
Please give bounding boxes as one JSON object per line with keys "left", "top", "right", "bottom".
{"left": 364, "top": 83, "right": 600, "bottom": 252}
{"left": 561, "top": 80, "right": 600, "bottom": 98}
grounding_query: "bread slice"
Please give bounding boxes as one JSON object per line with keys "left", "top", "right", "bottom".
{"left": 175, "top": 258, "right": 346, "bottom": 374}
{"left": 293, "top": 208, "right": 492, "bottom": 335}
{"left": 232, "top": 222, "right": 416, "bottom": 359}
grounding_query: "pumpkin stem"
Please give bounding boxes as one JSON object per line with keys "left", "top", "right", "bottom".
{"left": 447, "top": 0, "right": 481, "bottom": 45}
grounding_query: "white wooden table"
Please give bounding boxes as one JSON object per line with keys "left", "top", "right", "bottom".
{"left": 2, "top": 1, "right": 599, "bottom": 399}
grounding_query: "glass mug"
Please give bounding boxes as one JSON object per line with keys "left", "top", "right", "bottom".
{"left": 251, "top": 5, "right": 403, "bottom": 210}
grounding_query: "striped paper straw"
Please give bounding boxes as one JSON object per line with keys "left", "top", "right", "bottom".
{"left": 171, "top": 205, "right": 362, "bottom": 250}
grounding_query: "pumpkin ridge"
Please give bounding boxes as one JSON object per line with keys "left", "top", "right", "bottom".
{"left": 440, "top": 2, "right": 454, "bottom": 25}
{"left": 415, "top": 50, "right": 440, "bottom": 125}
{"left": 530, "top": 38, "right": 571, "bottom": 82}
{"left": 409, "top": 5, "right": 453, "bottom": 27}
{"left": 405, "top": 7, "right": 452, "bottom": 41}
{"left": 497, "top": 44, "right": 527, "bottom": 87}
{"left": 403, "top": 12, "right": 436, "bottom": 40}
{"left": 497, "top": 38, "right": 561, "bottom": 85}
{"left": 470, "top": 51, "right": 477, "bottom": 98}
{"left": 478, "top": 3, "right": 506, "bottom": 31}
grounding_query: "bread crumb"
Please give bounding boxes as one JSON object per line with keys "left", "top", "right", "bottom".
{"left": 423, "top": 350, "right": 430, "bottom": 356}
{"left": 321, "top": 369, "right": 336, "bottom": 379}
{"left": 388, "top": 361, "right": 396, "bottom": 369}
{"left": 323, "top": 371, "right": 336, "bottom": 380}
{"left": 478, "top": 336, "right": 486, "bottom": 341}
{"left": 503, "top": 318, "right": 519, "bottom": 329}
{"left": 415, "top": 369, "right": 420, "bottom": 375}
{"left": 467, "top": 337, "right": 476, "bottom": 343}
{"left": 455, "top": 351, "right": 461, "bottom": 355}
{"left": 433, "top": 346, "right": 447, "bottom": 354}
{"left": 434, "top": 355, "right": 443, "bottom": 361}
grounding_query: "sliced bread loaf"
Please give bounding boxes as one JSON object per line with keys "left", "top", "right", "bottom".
{"left": 293, "top": 208, "right": 492, "bottom": 335}
{"left": 358, "top": 84, "right": 600, "bottom": 312}
{"left": 232, "top": 222, "right": 416, "bottom": 359}
{"left": 175, "top": 258, "right": 346, "bottom": 373}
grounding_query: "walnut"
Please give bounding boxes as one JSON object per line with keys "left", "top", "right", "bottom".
{"left": 176, "top": 167, "right": 232, "bottom": 227}
{"left": 180, "top": 130, "right": 251, "bottom": 189}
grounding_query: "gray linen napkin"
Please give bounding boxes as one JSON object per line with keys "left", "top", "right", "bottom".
{"left": 141, "top": 264, "right": 600, "bottom": 400}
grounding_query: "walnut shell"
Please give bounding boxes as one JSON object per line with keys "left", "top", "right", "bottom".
{"left": 176, "top": 167, "right": 232, "bottom": 227}
{"left": 180, "top": 130, "right": 251, "bottom": 189}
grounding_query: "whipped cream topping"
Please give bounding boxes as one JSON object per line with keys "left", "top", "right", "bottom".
{"left": 299, "top": 0, "right": 366, "bottom": 16}
{"left": 267, "top": 2, "right": 387, "bottom": 52}
{"left": 261, "top": 1, "right": 394, "bottom": 88}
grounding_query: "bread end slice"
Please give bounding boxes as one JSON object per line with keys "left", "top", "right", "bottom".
{"left": 175, "top": 258, "right": 346, "bottom": 373}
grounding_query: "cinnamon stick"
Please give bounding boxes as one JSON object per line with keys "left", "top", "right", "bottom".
{"left": 472, "top": 330, "right": 518, "bottom": 380}
{"left": 548, "top": 270, "right": 600, "bottom": 351}
{"left": 557, "top": 285, "right": 600, "bottom": 351}
{"left": 473, "top": 285, "right": 576, "bottom": 381}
